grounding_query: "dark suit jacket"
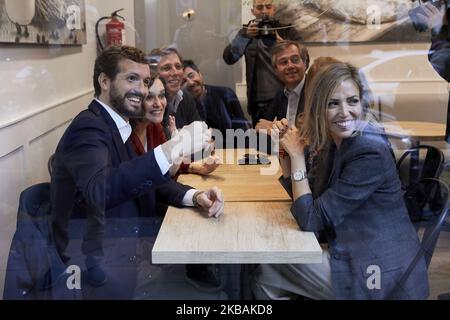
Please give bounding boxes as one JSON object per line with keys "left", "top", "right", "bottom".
{"left": 280, "top": 124, "right": 429, "bottom": 299}
{"left": 197, "top": 85, "right": 251, "bottom": 148}
{"left": 262, "top": 85, "right": 305, "bottom": 121}
{"left": 50, "top": 100, "right": 191, "bottom": 298}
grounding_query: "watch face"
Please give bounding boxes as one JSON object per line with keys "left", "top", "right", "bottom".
{"left": 293, "top": 170, "right": 305, "bottom": 181}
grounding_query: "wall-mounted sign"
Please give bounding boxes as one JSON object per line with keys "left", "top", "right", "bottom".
{"left": 277, "top": 0, "right": 431, "bottom": 43}
{"left": 0, "top": 0, "right": 86, "bottom": 45}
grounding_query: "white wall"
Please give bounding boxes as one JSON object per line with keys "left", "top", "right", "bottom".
{"left": 0, "top": 0, "right": 135, "bottom": 299}
{"left": 135, "top": 0, "right": 243, "bottom": 89}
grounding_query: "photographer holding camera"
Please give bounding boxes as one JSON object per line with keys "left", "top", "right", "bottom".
{"left": 417, "top": 0, "right": 450, "bottom": 141}
{"left": 223, "top": 0, "right": 302, "bottom": 126}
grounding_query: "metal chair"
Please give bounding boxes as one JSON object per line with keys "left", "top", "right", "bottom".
{"left": 47, "top": 153, "right": 55, "bottom": 177}
{"left": 440, "top": 160, "right": 450, "bottom": 232}
{"left": 390, "top": 178, "right": 450, "bottom": 298}
{"left": 397, "top": 145, "right": 445, "bottom": 222}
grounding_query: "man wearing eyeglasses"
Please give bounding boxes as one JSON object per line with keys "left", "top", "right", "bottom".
{"left": 223, "top": 0, "right": 303, "bottom": 127}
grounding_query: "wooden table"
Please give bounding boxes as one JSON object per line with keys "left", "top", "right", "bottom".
{"left": 152, "top": 202, "right": 323, "bottom": 264}
{"left": 152, "top": 149, "right": 322, "bottom": 265}
{"left": 178, "top": 149, "right": 291, "bottom": 202}
{"left": 382, "top": 121, "right": 446, "bottom": 142}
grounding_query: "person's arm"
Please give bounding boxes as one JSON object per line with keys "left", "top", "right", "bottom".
{"left": 420, "top": 3, "right": 450, "bottom": 81}
{"left": 280, "top": 128, "right": 311, "bottom": 202}
{"left": 193, "top": 187, "right": 224, "bottom": 218}
{"left": 155, "top": 180, "right": 192, "bottom": 207}
{"left": 223, "top": 28, "right": 252, "bottom": 65}
{"left": 169, "top": 163, "right": 182, "bottom": 177}
{"left": 62, "top": 119, "right": 171, "bottom": 212}
{"left": 168, "top": 115, "right": 178, "bottom": 138}
{"left": 273, "top": 119, "right": 293, "bottom": 197}
{"left": 277, "top": 155, "right": 293, "bottom": 199}
{"left": 187, "top": 155, "right": 221, "bottom": 176}
{"left": 289, "top": 142, "right": 389, "bottom": 232}
{"left": 429, "top": 28, "right": 450, "bottom": 82}
{"left": 157, "top": 181, "right": 224, "bottom": 219}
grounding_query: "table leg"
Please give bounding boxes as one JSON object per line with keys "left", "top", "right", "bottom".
{"left": 220, "top": 264, "right": 243, "bottom": 300}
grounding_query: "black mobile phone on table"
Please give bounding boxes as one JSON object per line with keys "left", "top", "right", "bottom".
{"left": 238, "top": 153, "right": 271, "bottom": 165}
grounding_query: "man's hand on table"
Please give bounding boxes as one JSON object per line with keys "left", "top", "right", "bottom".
{"left": 194, "top": 187, "right": 224, "bottom": 218}
{"left": 188, "top": 155, "right": 222, "bottom": 175}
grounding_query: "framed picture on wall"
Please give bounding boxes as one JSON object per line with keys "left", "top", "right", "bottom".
{"left": 276, "top": 0, "right": 432, "bottom": 43}
{"left": 0, "top": 0, "right": 86, "bottom": 45}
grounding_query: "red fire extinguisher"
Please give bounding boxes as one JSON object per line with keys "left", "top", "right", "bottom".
{"left": 95, "top": 9, "right": 125, "bottom": 51}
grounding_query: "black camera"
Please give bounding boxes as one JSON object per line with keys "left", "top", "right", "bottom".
{"left": 409, "top": 0, "right": 449, "bottom": 32}
{"left": 246, "top": 14, "right": 279, "bottom": 38}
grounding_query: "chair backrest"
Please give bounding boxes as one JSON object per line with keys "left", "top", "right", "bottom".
{"left": 396, "top": 145, "right": 444, "bottom": 187}
{"left": 397, "top": 145, "right": 445, "bottom": 221}
{"left": 16, "top": 182, "right": 52, "bottom": 238}
{"left": 389, "top": 178, "right": 450, "bottom": 298}
{"left": 48, "top": 154, "right": 55, "bottom": 177}
{"left": 4, "top": 183, "right": 80, "bottom": 300}
{"left": 419, "top": 179, "right": 449, "bottom": 268}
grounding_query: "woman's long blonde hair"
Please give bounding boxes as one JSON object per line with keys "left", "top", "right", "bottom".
{"left": 298, "top": 62, "right": 378, "bottom": 153}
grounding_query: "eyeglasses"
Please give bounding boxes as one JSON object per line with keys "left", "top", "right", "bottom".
{"left": 277, "top": 55, "right": 302, "bottom": 67}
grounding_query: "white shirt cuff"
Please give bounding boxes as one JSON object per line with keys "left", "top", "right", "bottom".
{"left": 154, "top": 146, "right": 171, "bottom": 175}
{"left": 182, "top": 189, "right": 198, "bottom": 207}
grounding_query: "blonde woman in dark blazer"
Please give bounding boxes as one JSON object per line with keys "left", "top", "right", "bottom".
{"left": 253, "top": 63, "right": 429, "bottom": 300}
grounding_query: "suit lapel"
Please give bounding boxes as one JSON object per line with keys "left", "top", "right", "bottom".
{"left": 280, "top": 94, "right": 288, "bottom": 120}
{"left": 112, "top": 130, "right": 131, "bottom": 162}
{"left": 89, "top": 100, "right": 131, "bottom": 163}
